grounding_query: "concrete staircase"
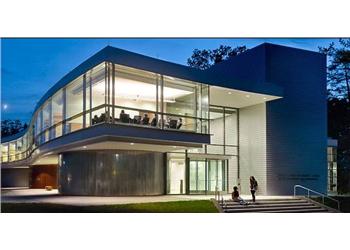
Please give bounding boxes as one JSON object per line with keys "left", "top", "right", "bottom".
{"left": 217, "top": 197, "right": 335, "bottom": 213}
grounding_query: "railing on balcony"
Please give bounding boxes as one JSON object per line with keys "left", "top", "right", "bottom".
{"left": 1, "top": 104, "right": 210, "bottom": 164}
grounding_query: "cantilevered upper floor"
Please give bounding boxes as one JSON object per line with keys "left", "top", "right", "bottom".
{"left": 1, "top": 44, "right": 283, "bottom": 165}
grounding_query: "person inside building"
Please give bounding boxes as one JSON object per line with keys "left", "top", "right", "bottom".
{"left": 141, "top": 113, "right": 149, "bottom": 125}
{"left": 176, "top": 118, "right": 183, "bottom": 129}
{"left": 119, "top": 109, "right": 130, "bottom": 123}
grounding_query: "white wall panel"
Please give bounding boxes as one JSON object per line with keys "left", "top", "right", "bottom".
{"left": 239, "top": 103, "right": 266, "bottom": 195}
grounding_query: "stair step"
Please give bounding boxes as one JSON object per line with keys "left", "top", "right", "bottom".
{"left": 217, "top": 197, "right": 333, "bottom": 213}
{"left": 267, "top": 208, "right": 329, "bottom": 213}
{"left": 224, "top": 205, "right": 326, "bottom": 213}
{"left": 223, "top": 200, "right": 309, "bottom": 205}
{"left": 222, "top": 202, "right": 315, "bottom": 209}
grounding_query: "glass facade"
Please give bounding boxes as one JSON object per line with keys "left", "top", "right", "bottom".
{"left": 189, "top": 159, "right": 227, "bottom": 194}
{"left": 65, "top": 76, "right": 84, "bottom": 133}
{"left": 1, "top": 62, "right": 209, "bottom": 163}
{"left": 42, "top": 100, "right": 51, "bottom": 142}
{"left": 188, "top": 105, "right": 238, "bottom": 156}
{"left": 51, "top": 90, "right": 63, "bottom": 138}
{"left": 327, "top": 146, "right": 337, "bottom": 193}
{"left": 1, "top": 144, "right": 9, "bottom": 162}
{"left": 111, "top": 65, "right": 209, "bottom": 133}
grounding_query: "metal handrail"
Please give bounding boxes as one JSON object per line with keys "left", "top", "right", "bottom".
{"left": 294, "top": 185, "right": 340, "bottom": 211}
{"left": 214, "top": 187, "right": 227, "bottom": 208}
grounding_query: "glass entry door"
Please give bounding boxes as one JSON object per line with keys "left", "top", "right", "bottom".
{"left": 189, "top": 160, "right": 207, "bottom": 194}
{"left": 208, "top": 160, "right": 225, "bottom": 192}
{"left": 168, "top": 157, "right": 186, "bottom": 194}
{"left": 189, "top": 159, "right": 227, "bottom": 194}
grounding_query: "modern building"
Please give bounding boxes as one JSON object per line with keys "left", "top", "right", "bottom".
{"left": 1, "top": 43, "right": 327, "bottom": 196}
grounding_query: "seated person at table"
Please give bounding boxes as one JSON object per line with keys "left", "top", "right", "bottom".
{"left": 150, "top": 117, "right": 157, "bottom": 126}
{"left": 169, "top": 119, "right": 178, "bottom": 129}
{"left": 176, "top": 118, "right": 183, "bottom": 129}
{"left": 119, "top": 110, "right": 130, "bottom": 123}
{"left": 92, "top": 115, "right": 99, "bottom": 124}
{"left": 142, "top": 113, "right": 150, "bottom": 125}
{"left": 232, "top": 186, "right": 248, "bottom": 205}
{"left": 100, "top": 113, "right": 107, "bottom": 122}
{"left": 134, "top": 115, "right": 141, "bottom": 124}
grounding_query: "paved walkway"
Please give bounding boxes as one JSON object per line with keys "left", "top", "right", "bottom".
{"left": 1, "top": 188, "right": 294, "bottom": 206}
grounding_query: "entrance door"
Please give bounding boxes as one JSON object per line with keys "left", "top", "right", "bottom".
{"left": 189, "top": 160, "right": 207, "bottom": 194}
{"left": 168, "top": 158, "right": 186, "bottom": 194}
{"left": 189, "top": 159, "right": 227, "bottom": 194}
{"left": 31, "top": 165, "right": 58, "bottom": 188}
{"left": 208, "top": 160, "right": 225, "bottom": 192}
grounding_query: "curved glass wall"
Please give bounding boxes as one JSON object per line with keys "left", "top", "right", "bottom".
{"left": 1, "top": 62, "right": 209, "bottom": 163}
{"left": 51, "top": 90, "right": 63, "bottom": 138}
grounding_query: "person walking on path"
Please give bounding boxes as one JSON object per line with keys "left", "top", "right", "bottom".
{"left": 249, "top": 176, "right": 258, "bottom": 202}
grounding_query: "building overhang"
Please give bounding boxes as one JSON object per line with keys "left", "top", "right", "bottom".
{"left": 2, "top": 123, "right": 209, "bottom": 168}
{"left": 210, "top": 85, "right": 282, "bottom": 108}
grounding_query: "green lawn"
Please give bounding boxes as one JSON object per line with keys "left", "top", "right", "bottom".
{"left": 1, "top": 200, "right": 218, "bottom": 213}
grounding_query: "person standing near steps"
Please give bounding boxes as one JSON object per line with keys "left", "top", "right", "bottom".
{"left": 249, "top": 176, "right": 258, "bottom": 202}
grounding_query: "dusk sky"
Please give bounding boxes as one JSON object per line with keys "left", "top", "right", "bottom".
{"left": 1, "top": 38, "right": 338, "bottom": 123}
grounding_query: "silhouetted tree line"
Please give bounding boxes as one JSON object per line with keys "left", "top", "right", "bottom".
{"left": 320, "top": 39, "right": 350, "bottom": 194}
{"left": 1, "top": 119, "right": 28, "bottom": 137}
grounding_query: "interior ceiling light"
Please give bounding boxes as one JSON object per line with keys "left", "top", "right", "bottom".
{"left": 91, "top": 78, "right": 193, "bottom": 103}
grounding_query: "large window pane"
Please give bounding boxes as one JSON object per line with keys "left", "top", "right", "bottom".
{"left": 66, "top": 76, "right": 83, "bottom": 119}
{"left": 197, "top": 161, "right": 206, "bottom": 191}
{"left": 189, "top": 161, "right": 197, "bottom": 191}
{"left": 200, "top": 85, "right": 209, "bottom": 133}
{"left": 208, "top": 160, "right": 217, "bottom": 191}
{"left": 91, "top": 63, "right": 106, "bottom": 121}
{"left": 163, "top": 76, "right": 196, "bottom": 117}
{"left": 85, "top": 74, "right": 91, "bottom": 127}
{"left": 189, "top": 160, "right": 207, "bottom": 193}
{"left": 16, "top": 139, "right": 23, "bottom": 160}
{"left": 52, "top": 90, "right": 63, "bottom": 125}
{"left": 42, "top": 100, "right": 51, "bottom": 142}
{"left": 34, "top": 110, "right": 42, "bottom": 146}
{"left": 9, "top": 142, "right": 16, "bottom": 161}
{"left": 65, "top": 76, "right": 84, "bottom": 133}
{"left": 115, "top": 65, "right": 158, "bottom": 112}
{"left": 201, "top": 85, "right": 209, "bottom": 119}
{"left": 210, "top": 106, "right": 224, "bottom": 145}
{"left": 52, "top": 90, "right": 63, "bottom": 138}
{"left": 225, "top": 108, "right": 238, "bottom": 146}
{"left": 66, "top": 115, "right": 83, "bottom": 133}
{"left": 22, "top": 134, "right": 28, "bottom": 152}
{"left": 1, "top": 144, "right": 8, "bottom": 162}
{"left": 91, "top": 63, "right": 106, "bottom": 108}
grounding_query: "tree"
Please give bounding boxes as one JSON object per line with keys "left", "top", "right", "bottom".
{"left": 319, "top": 39, "right": 350, "bottom": 102}
{"left": 321, "top": 39, "right": 350, "bottom": 194}
{"left": 1, "top": 119, "right": 28, "bottom": 137}
{"left": 187, "top": 45, "right": 247, "bottom": 70}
